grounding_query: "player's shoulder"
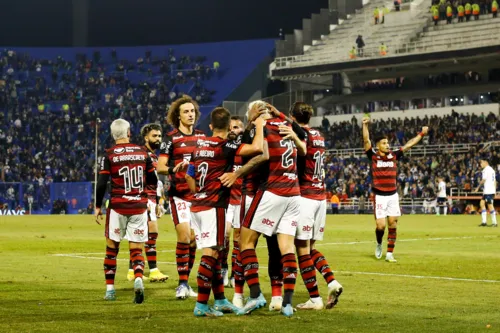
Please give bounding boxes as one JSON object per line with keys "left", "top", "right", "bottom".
{"left": 194, "top": 129, "right": 206, "bottom": 137}
{"left": 166, "top": 128, "right": 179, "bottom": 137}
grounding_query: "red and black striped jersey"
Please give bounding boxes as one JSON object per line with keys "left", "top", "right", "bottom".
{"left": 366, "top": 147, "right": 404, "bottom": 196}
{"left": 259, "top": 117, "right": 301, "bottom": 197}
{"left": 159, "top": 128, "right": 205, "bottom": 200}
{"left": 190, "top": 137, "right": 241, "bottom": 212}
{"left": 241, "top": 127, "right": 267, "bottom": 196}
{"left": 298, "top": 127, "right": 326, "bottom": 200}
{"left": 143, "top": 146, "right": 158, "bottom": 202}
{"left": 99, "top": 143, "right": 155, "bottom": 215}
{"left": 229, "top": 154, "right": 243, "bottom": 205}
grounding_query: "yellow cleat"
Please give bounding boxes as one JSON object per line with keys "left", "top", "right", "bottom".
{"left": 127, "top": 269, "right": 135, "bottom": 281}
{"left": 148, "top": 269, "right": 169, "bottom": 282}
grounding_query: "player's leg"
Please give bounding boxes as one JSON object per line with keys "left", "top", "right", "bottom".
{"left": 275, "top": 195, "right": 301, "bottom": 317}
{"left": 266, "top": 235, "right": 283, "bottom": 311}
{"left": 436, "top": 199, "right": 441, "bottom": 216}
{"left": 374, "top": 195, "right": 387, "bottom": 259}
{"left": 221, "top": 205, "right": 235, "bottom": 287}
{"left": 144, "top": 200, "right": 168, "bottom": 282}
{"left": 385, "top": 193, "right": 401, "bottom": 262}
{"left": 487, "top": 200, "right": 497, "bottom": 226}
{"left": 295, "top": 197, "right": 322, "bottom": 310}
{"left": 170, "top": 196, "right": 196, "bottom": 297}
{"left": 233, "top": 197, "right": 250, "bottom": 307}
{"left": 104, "top": 209, "right": 121, "bottom": 301}
{"left": 126, "top": 211, "right": 148, "bottom": 304}
{"left": 479, "top": 199, "right": 487, "bottom": 226}
{"left": 444, "top": 199, "right": 448, "bottom": 216}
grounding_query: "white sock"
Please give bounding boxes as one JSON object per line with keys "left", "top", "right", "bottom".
{"left": 491, "top": 211, "right": 497, "bottom": 225}
{"left": 310, "top": 296, "right": 322, "bottom": 303}
{"left": 444, "top": 207, "right": 448, "bottom": 216}
{"left": 106, "top": 285, "right": 115, "bottom": 291}
{"left": 482, "top": 210, "right": 487, "bottom": 223}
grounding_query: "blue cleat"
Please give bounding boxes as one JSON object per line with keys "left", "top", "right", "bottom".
{"left": 214, "top": 298, "right": 241, "bottom": 313}
{"left": 104, "top": 289, "right": 116, "bottom": 301}
{"left": 236, "top": 293, "right": 267, "bottom": 315}
{"left": 281, "top": 304, "right": 294, "bottom": 318}
{"left": 194, "top": 302, "right": 224, "bottom": 317}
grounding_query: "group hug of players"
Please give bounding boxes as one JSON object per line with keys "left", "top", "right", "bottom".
{"left": 94, "top": 94, "right": 434, "bottom": 317}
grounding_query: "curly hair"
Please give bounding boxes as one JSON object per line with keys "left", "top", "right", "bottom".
{"left": 166, "top": 95, "right": 201, "bottom": 129}
{"left": 140, "top": 123, "right": 162, "bottom": 138}
{"left": 290, "top": 102, "right": 314, "bottom": 125}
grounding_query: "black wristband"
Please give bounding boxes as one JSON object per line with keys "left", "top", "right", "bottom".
{"left": 168, "top": 167, "right": 174, "bottom": 174}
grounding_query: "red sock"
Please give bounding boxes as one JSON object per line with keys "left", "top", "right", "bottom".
{"left": 130, "top": 248, "right": 144, "bottom": 279}
{"left": 234, "top": 249, "right": 245, "bottom": 294}
{"left": 281, "top": 253, "right": 298, "bottom": 306}
{"left": 310, "top": 249, "right": 335, "bottom": 284}
{"left": 176, "top": 242, "right": 190, "bottom": 285}
{"left": 188, "top": 246, "right": 196, "bottom": 275}
{"left": 212, "top": 258, "right": 225, "bottom": 300}
{"left": 104, "top": 246, "right": 119, "bottom": 285}
{"left": 145, "top": 232, "right": 158, "bottom": 270}
{"left": 241, "top": 249, "right": 261, "bottom": 298}
{"left": 387, "top": 228, "right": 397, "bottom": 253}
{"left": 197, "top": 255, "right": 215, "bottom": 304}
{"left": 298, "top": 254, "right": 320, "bottom": 298}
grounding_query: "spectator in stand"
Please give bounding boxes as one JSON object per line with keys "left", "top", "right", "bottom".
{"left": 330, "top": 192, "right": 340, "bottom": 214}
{"left": 465, "top": 1, "right": 472, "bottom": 21}
{"left": 472, "top": 1, "right": 481, "bottom": 19}
{"left": 493, "top": 0, "right": 498, "bottom": 17}
{"left": 322, "top": 115, "right": 330, "bottom": 133}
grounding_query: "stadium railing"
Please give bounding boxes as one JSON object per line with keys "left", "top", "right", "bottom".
{"left": 331, "top": 198, "right": 433, "bottom": 214}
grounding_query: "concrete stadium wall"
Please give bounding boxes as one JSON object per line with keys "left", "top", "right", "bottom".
{"left": 309, "top": 103, "right": 500, "bottom": 127}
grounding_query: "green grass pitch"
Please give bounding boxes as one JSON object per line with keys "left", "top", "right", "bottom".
{"left": 0, "top": 214, "right": 499, "bottom": 333}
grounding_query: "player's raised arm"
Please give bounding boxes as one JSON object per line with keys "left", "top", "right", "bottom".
{"left": 401, "top": 126, "right": 428, "bottom": 153}
{"left": 219, "top": 140, "right": 269, "bottom": 187}
{"left": 237, "top": 117, "right": 265, "bottom": 156}
{"left": 279, "top": 123, "right": 306, "bottom": 156}
{"left": 362, "top": 117, "right": 372, "bottom": 151}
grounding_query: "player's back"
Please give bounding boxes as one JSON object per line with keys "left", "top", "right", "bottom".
{"left": 438, "top": 181, "right": 446, "bottom": 197}
{"left": 191, "top": 137, "right": 237, "bottom": 212}
{"left": 260, "top": 117, "right": 300, "bottom": 197}
{"left": 483, "top": 165, "right": 496, "bottom": 194}
{"left": 298, "top": 126, "right": 326, "bottom": 200}
{"left": 160, "top": 128, "right": 205, "bottom": 199}
{"left": 104, "top": 143, "right": 152, "bottom": 215}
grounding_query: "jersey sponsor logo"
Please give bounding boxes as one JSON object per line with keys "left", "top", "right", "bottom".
{"left": 283, "top": 173, "right": 297, "bottom": 180}
{"left": 269, "top": 121, "right": 287, "bottom": 126}
{"left": 376, "top": 160, "right": 394, "bottom": 168}
{"left": 201, "top": 232, "right": 210, "bottom": 239}
{"left": 312, "top": 182, "right": 323, "bottom": 188}
{"left": 261, "top": 218, "right": 275, "bottom": 227}
{"left": 302, "top": 225, "right": 312, "bottom": 232}
{"left": 291, "top": 221, "right": 298, "bottom": 227}
{"left": 225, "top": 143, "right": 238, "bottom": 149}
{"left": 194, "top": 192, "right": 207, "bottom": 199}
{"left": 319, "top": 227, "right": 324, "bottom": 233}
{"left": 125, "top": 147, "right": 137, "bottom": 152}
{"left": 122, "top": 195, "right": 142, "bottom": 201}
{"left": 114, "top": 228, "right": 121, "bottom": 234}
{"left": 114, "top": 147, "right": 125, "bottom": 154}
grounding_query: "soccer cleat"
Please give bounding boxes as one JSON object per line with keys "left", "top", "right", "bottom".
{"left": 269, "top": 296, "right": 283, "bottom": 312}
{"left": 187, "top": 285, "right": 198, "bottom": 298}
{"left": 193, "top": 302, "right": 224, "bottom": 317}
{"left": 176, "top": 284, "right": 189, "bottom": 300}
{"left": 236, "top": 293, "right": 267, "bottom": 315}
{"left": 296, "top": 298, "right": 324, "bottom": 310}
{"left": 385, "top": 253, "right": 397, "bottom": 263}
{"left": 214, "top": 298, "right": 241, "bottom": 313}
{"left": 133, "top": 277, "right": 145, "bottom": 304}
{"left": 375, "top": 243, "right": 383, "bottom": 259}
{"left": 326, "top": 280, "right": 343, "bottom": 309}
{"left": 490, "top": 224, "right": 498, "bottom": 228}
{"left": 232, "top": 293, "right": 245, "bottom": 308}
{"left": 127, "top": 269, "right": 135, "bottom": 281}
{"left": 104, "top": 289, "right": 116, "bottom": 301}
{"left": 281, "top": 304, "right": 294, "bottom": 318}
{"left": 478, "top": 223, "right": 488, "bottom": 227}
{"left": 222, "top": 268, "right": 230, "bottom": 287}
{"left": 148, "top": 269, "right": 169, "bottom": 283}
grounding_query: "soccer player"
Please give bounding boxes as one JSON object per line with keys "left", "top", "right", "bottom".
{"left": 476, "top": 157, "right": 497, "bottom": 227}
{"left": 362, "top": 116, "right": 428, "bottom": 262}
{"left": 436, "top": 177, "right": 447, "bottom": 216}
{"left": 236, "top": 103, "right": 307, "bottom": 317}
{"left": 95, "top": 119, "right": 158, "bottom": 303}
{"left": 157, "top": 95, "right": 205, "bottom": 299}
{"left": 126, "top": 124, "right": 169, "bottom": 282}
{"left": 224, "top": 116, "right": 245, "bottom": 288}
{"left": 290, "top": 102, "right": 343, "bottom": 310}
{"left": 185, "top": 107, "right": 265, "bottom": 317}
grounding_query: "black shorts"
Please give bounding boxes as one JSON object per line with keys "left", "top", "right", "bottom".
{"left": 437, "top": 197, "right": 447, "bottom": 204}
{"left": 483, "top": 194, "right": 494, "bottom": 205}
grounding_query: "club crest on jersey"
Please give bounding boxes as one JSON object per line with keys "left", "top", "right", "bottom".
{"left": 114, "top": 147, "right": 125, "bottom": 154}
{"left": 160, "top": 142, "right": 167, "bottom": 150}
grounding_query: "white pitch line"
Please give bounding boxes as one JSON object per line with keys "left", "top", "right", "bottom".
{"left": 51, "top": 254, "right": 500, "bottom": 284}
{"left": 57, "top": 235, "right": 498, "bottom": 256}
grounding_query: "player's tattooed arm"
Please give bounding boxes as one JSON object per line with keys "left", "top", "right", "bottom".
{"left": 362, "top": 116, "right": 372, "bottom": 151}
{"left": 401, "top": 126, "right": 429, "bottom": 152}
{"left": 238, "top": 117, "right": 266, "bottom": 156}
{"left": 279, "top": 124, "right": 306, "bottom": 156}
{"left": 220, "top": 141, "right": 269, "bottom": 187}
